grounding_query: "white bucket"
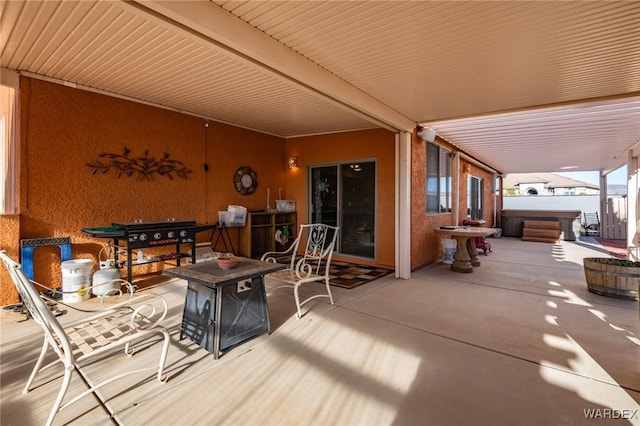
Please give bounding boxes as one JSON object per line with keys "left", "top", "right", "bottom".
{"left": 441, "top": 239, "right": 457, "bottom": 264}
{"left": 61, "top": 259, "right": 92, "bottom": 303}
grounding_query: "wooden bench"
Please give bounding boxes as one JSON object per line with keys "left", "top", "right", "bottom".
{"left": 522, "top": 220, "right": 560, "bottom": 243}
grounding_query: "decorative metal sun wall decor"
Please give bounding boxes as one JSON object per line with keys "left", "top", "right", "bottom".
{"left": 87, "top": 147, "right": 192, "bottom": 180}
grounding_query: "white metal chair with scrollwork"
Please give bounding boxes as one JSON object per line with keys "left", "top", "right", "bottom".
{"left": 0, "top": 250, "right": 171, "bottom": 426}
{"left": 582, "top": 211, "right": 600, "bottom": 236}
{"left": 261, "top": 223, "right": 338, "bottom": 319}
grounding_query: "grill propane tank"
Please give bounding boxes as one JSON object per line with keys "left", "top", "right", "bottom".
{"left": 92, "top": 244, "right": 122, "bottom": 296}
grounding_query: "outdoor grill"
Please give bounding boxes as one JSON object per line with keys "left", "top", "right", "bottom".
{"left": 111, "top": 220, "right": 198, "bottom": 249}
{"left": 82, "top": 220, "right": 216, "bottom": 282}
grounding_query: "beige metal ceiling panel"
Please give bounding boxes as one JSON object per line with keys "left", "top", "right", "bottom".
{"left": 217, "top": 1, "right": 640, "bottom": 122}
{"left": 135, "top": 0, "right": 415, "bottom": 131}
{"left": 426, "top": 98, "right": 640, "bottom": 174}
{"left": 2, "top": 0, "right": 639, "bottom": 173}
{"left": 215, "top": 0, "right": 639, "bottom": 173}
{"left": 1, "top": 0, "right": 378, "bottom": 137}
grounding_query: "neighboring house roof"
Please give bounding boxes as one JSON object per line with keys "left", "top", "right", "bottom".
{"left": 503, "top": 172, "right": 599, "bottom": 191}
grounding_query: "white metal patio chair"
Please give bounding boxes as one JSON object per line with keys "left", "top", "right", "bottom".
{"left": 0, "top": 251, "right": 170, "bottom": 426}
{"left": 582, "top": 211, "right": 600, "bottom": 236}
{"left": 261, "top": 223, "right": 338, "bottom": 319}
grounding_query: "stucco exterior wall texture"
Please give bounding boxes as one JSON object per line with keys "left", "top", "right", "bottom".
{"left": 1, "top": 78, "right": 401, "bottom": 305}
{"left": 411, "top": 136, "right": 456, "bottom": 269}
{"left": 0, "top": 77, "right": 285, "bottom": 305}
{"left": 0, "top": 216, "right": 20, "bottom": 300}
{"left": 410, "top": 138, "right": 496, "bottom": 270}
{"left": 286, "top": 128, "right": 396, "bottom": 269}
{"left": 1, "top": 76, "right": 494, "bottom": 305}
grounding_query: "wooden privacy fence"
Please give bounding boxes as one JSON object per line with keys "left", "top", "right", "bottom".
{"left": 601, "top": 197, "right": 627, "bottom": 240}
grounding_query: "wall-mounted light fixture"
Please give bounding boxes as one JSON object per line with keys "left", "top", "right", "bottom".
{"left": 463, "top": 164, "right": 471, "bottom": 175}
{"left": 417, "top": 126, "right": 437, "bottom": 143}
{"left": 288, "top": 156, "right": 298, "bottom": 168}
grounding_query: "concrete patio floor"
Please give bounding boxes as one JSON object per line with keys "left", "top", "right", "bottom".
{"left": 1, "top": 236, "right": 638, "bottom": 425}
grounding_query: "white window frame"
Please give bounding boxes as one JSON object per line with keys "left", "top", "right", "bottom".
{"left": 426, "top": 142, "right": 452, "bottom": 214}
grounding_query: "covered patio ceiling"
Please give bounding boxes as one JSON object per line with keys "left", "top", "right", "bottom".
{"left": 2, "top": 0, "right": 639, "bottom": 175}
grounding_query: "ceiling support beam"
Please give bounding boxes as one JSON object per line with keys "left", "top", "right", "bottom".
{"left": 0, "top": 68, "right": 19, "bottom": 88}
{"left": 124, "top": 1, "right": 416, "bottom": 133}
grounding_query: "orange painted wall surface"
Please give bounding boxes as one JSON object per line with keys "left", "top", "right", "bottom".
{"left": 0, "top": 77, "right": 285, "bottom": 305}
{"left": 286, "top": 129, "right": 395, "bottom": 269}
{"left": 0, "top": 216, "right": 20, "bottom": 302}
{"left": 1, "top": 77, "right": 500, "bottom": 304}
{"left": 411, "top": 136, "right": 457, "bottom": 269}
{"left": 410, "top": 136, "right": 496, "bottom": 270}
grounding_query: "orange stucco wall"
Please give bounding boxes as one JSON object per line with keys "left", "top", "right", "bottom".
{"left": 285, "top": 129, "right": 395, "bottom": 268}
{"left": 0, "top": 78, "right": 401, "bottom": 305}
{"left": 411, "top": 135, "right": 456, "bottom": 269}
{"left": 410, "top": 134, "right": 497, "bottom": 270}
{"left": 0, "top": 77, "right": 498, "bottom": 305}
{"left": 0, "top": 77, "right": 285, "bottom": 305}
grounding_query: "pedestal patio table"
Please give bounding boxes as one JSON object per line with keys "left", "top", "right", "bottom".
{"left": 436, "top": 227, "right": 497, "bottom": 273}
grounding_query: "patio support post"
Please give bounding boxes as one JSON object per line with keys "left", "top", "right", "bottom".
{"left": 395, "top": 131, "right": 411, "bottom": 279}
{"left": 627, "top": 149, "right": 639, "bottom": 261}
{"left": 454, "top": 152, "right": 461, "bottom": 224}
{"left": 600, "top": 172, "right": 607, "bottom": 238}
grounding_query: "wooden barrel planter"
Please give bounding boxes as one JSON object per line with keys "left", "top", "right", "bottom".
{"left": 583, "top": 257, "right": 639, "bottom": 301}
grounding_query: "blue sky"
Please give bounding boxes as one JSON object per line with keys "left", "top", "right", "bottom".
{"left": 556, "top": 165, "right": 627, "bottom": 186}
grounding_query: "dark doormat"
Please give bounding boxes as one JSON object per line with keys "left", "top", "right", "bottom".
{"left": 328, "top": 260, "right": 394, "bottom": 289}
{"left": 267, "top": 254, "right": 393, "bottom": 289}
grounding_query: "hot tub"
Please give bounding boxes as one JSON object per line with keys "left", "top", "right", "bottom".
{"left": 500, "top": 209, "right": 581, "bottom": 241}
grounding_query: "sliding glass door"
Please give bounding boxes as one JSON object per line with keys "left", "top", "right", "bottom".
{"left": 310, "top": 166, "right": 338, "bottom": 226}
{"left": 309, "top": 161, "right": 376, "bottom": 259}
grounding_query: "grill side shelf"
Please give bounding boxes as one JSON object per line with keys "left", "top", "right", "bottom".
{"left": 81, "top": 227, "right": 125, "bottom": 238}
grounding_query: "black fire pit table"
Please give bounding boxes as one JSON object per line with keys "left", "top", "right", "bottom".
{"left": 164, "top": 257, "right": 285, "bottom": 359}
